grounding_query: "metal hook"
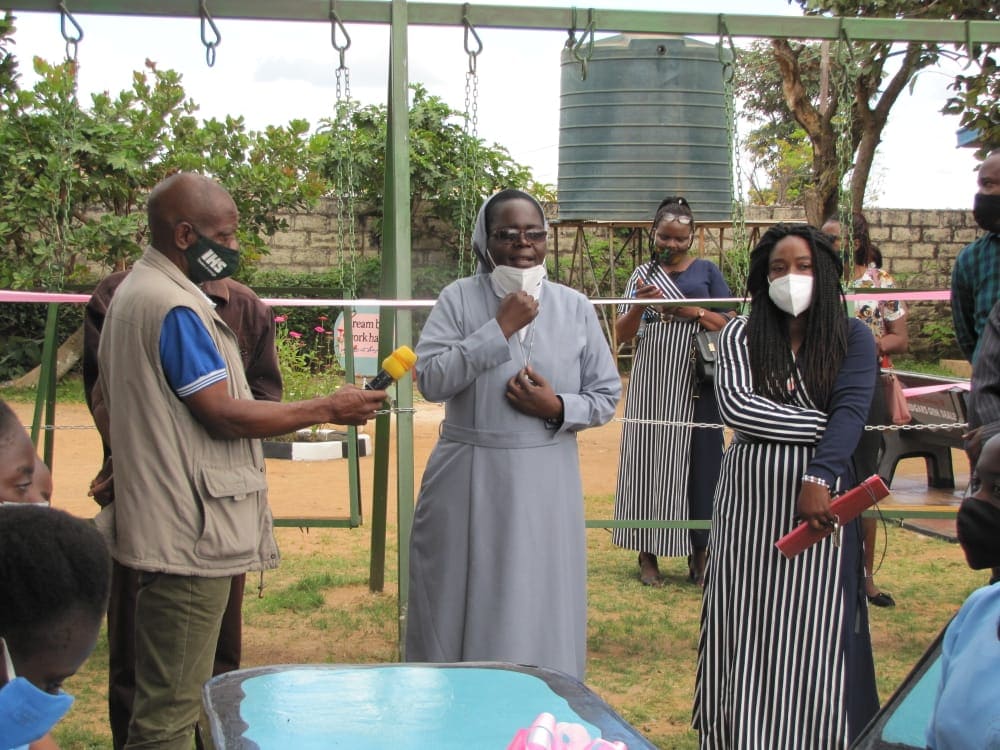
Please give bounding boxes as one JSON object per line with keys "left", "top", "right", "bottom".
{"left": 462, "top": 4, "right": 483, "bottom": 76}
{"left": 835, "top": 20, "right": 855, "bottom": 64}
{"left": 565, "top": 7, "right": 578, "bottom": 50}
{"left": 962, "top": 19, "right": 975, "bottom": 71}
{"left": 199, "top": 0, "right": 222, "bottom": 68}
{"left": 58, "top": 2, "right": 83, "bottom": 62}
{"left": 572, "top": 8, "right": 595, "bottom": 80}
{"left": 330, "top": 0, "right": 351, "bottom": 71}
{"left": 717, "top": 15, "right": 736, "bottom": 83}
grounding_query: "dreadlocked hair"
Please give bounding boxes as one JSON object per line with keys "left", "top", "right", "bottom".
{"left": 745, "top": 223, "right": 848, "bottom": 410}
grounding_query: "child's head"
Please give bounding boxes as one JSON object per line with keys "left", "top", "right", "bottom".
{"left": 958, "top": 433, "right": 1000, "bottom": 570}
{"left": 0, "top": 400, "right": 43, "bottom": 505}
{"left": 0, "top": 505, "right": 111, "bottom": 744}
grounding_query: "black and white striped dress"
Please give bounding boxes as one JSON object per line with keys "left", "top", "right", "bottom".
{"left": 612, "top": 263, "right": 702, "bottom": 557}
{"left": 693, "top": 316, "right": 880, "bottom": 749}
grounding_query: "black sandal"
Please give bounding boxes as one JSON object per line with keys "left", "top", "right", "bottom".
{"left": 867, "top": 591, "right": 896, "bottom": 608}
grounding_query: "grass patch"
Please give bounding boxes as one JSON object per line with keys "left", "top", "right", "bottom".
{"left": 1, "top": 373, "right": 87, "bottom": 404}
{"left": 892, "top": 357, "right": 964, "bottom": 378}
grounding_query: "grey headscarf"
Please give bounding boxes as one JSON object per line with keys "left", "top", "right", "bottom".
{"left": 471, "top": 189, "right": 548, "bottom": 274}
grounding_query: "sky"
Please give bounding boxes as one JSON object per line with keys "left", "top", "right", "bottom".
{"left": 3, "top": 0, "right": 986, "bottom": 210}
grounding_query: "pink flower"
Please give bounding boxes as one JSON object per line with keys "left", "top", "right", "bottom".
{"left": 274, "top": 315, "right": 287, "bottom": 323}
{"left": 314, "top": 326, "right": 326, "bottom": 333}
{"left": 288, "top": 331, "right": 302, "bottom": 339}
{"left": 318, "top": 315, "right": 328, "bottom": 322}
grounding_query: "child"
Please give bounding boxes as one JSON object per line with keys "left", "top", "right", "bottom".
{"left": 0, "top": 505, "right": 112, "bottom": 749}
{"left": 926, "top": 433, "right": 1000, "bottom": 748}
{"left": 0, "top": 400, "right": 44, "bottom": 506}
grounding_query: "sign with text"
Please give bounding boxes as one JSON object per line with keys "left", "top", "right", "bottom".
{"left": 333, "top": 307, "right": 379, "bottom": 377}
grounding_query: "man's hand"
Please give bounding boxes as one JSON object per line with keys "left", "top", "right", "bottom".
{"left": 326, "top": 384, "right": 389, "bottom": 425}
{"left": 88, "top": 456, "right": 115, "bottom": 507}
{"left": 496, "top": 291, "right": 539, "bottom": 339}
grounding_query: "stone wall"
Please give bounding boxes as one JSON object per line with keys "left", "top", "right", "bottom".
{"left": 264, "top": 200, "right": 977, "bottom": 289}
{"left": 745, "top": 207, "right": 976, "bottom": 360}
{"left": 260, "top": 199, "right": 976, "bottom": 359}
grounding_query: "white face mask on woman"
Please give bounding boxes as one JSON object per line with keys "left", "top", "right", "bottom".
{"left": 489, "top": 263, "right": 547, "bottom": 300}
{"left": 768, "top": 273, "right": 813, "bottom": 317}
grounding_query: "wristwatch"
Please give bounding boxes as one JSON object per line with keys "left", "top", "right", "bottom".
{"left": 697, "top": 308, "right": 706, "bottom": 319}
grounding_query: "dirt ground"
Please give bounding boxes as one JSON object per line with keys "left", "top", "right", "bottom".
{"left": 15, "top": 397, "right": 624, "bottom": 522}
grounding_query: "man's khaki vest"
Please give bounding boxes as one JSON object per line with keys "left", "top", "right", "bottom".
{"left": 96, "top": 248, "right": 279, "bottom": 576}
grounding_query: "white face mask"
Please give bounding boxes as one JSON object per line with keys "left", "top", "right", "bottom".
{"left": 768, "top": 273, "right": 814, "bottom": 317}
{"left": 489, "top": 263, "right": 547, "bottom": 300}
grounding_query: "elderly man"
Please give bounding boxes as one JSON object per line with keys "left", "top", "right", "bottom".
{"left": 84, "top": 267, "right": 283, "bottom": 750}
{"left": 97, "top": 172, "right": 386, "bottom": 750}
{"left": 951, "top": 149, "right": 1000, "bottom": 363}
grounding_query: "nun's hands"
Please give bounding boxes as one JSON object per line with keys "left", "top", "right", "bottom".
{"left": 506, "top": 366, "right": 562, "bottom": 420}
{"left": 496, "top": 291, "right": 538, "bottom": 339}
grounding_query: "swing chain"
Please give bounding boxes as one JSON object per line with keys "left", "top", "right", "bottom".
{"left": 834, "top": 23, "right": 858, "bottom": 263}
{"left": 58, "top": 1, "right": 83, "bottom": 62}
{"left": 331, "top": 4, "right": 358, "bottom": 300}
{"left": 458, "top": 4, "right": 482, "bottom": 277}
{"left": 571, "top": 8, "right": 595, "bottom": 81}
{"left": 718, "top": 15, "right": 748, "bottom": 281}
{"left": 199, "top": 0, "right": 222, "bottom": 68}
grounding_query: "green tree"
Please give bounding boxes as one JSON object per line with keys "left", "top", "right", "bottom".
{"left": 739, "top": 0, "right": 998, "bottom": 224}
{"left": 0, "top": 13, "right": 16, "bottom": 97}
{"left": 311, "top": 84, "right": 536, "bottom": 259}
{"left": 0, "top": 34, "right": 325, "bottom": 379}
{"left": 0, "top": 53, "right": 323, "bottom": 291}
{"left": 944, "top": 52, "right": 999, "bottom": 158}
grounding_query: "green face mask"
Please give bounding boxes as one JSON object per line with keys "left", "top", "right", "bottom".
{"left": 185, "top": 234, "right": 239, "bottom": 283}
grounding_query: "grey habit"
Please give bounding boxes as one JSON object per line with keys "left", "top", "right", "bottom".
{"left": 405, "top": 192, "right": 621, "bottom": 680}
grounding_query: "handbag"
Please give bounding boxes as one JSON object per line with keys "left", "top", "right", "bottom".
{"left": 691, "top": 330, "right": 721, "bottom": 385}
{"left": 881, "top": 369, "right": 911, "bottom": 426}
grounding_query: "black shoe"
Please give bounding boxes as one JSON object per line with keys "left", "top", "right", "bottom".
{"left": 867, "top": 591, "right": 896, "bottom": 608}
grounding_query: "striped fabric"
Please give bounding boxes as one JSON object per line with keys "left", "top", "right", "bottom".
{"left": 693, "top": 317, "right": 859, "bottom": 750}
{"left": 613, "top": 266, "right": 700, "bottom": 557}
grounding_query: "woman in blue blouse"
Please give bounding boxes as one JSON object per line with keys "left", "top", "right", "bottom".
{"left": 612, "top": 196, "right": 732, "bottom": 587}
{"left": 694, "top": 223, "right": 879, "bottom": 749}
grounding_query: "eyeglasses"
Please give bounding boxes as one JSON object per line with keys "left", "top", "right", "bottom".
{"left": 491, "top": 228, "right": 548, "bottom": 244}
{"left": 658, "top": 213, "right": 692, "bottom": 225}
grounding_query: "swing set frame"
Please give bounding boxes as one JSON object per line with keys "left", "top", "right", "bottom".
{"left": 7, "top": 0, "right": 998, "bottom": 651}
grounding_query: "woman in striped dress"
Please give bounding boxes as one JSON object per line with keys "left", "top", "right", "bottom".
{"left": 613, "top": 196, "right": 733, "bottom": 587}
{"left": 694, "top": 223, "right": 880, "bottom": 749}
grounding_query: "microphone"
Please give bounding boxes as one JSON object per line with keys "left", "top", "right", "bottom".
{"left": 364, "top": 345, "right": 418, "bottom": 390}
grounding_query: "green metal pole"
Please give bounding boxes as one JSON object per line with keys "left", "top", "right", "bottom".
{"left": 343, "top": 308, "right": 363, "bottom": 528}
{"left": 30, "top": 302, "right": 59, "bottom": 467}
{"left": 3, "top": 3, "right": 997, "bottom": 45}
{"left": 375, "top": 0, "right": 416, "bottom": 658}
